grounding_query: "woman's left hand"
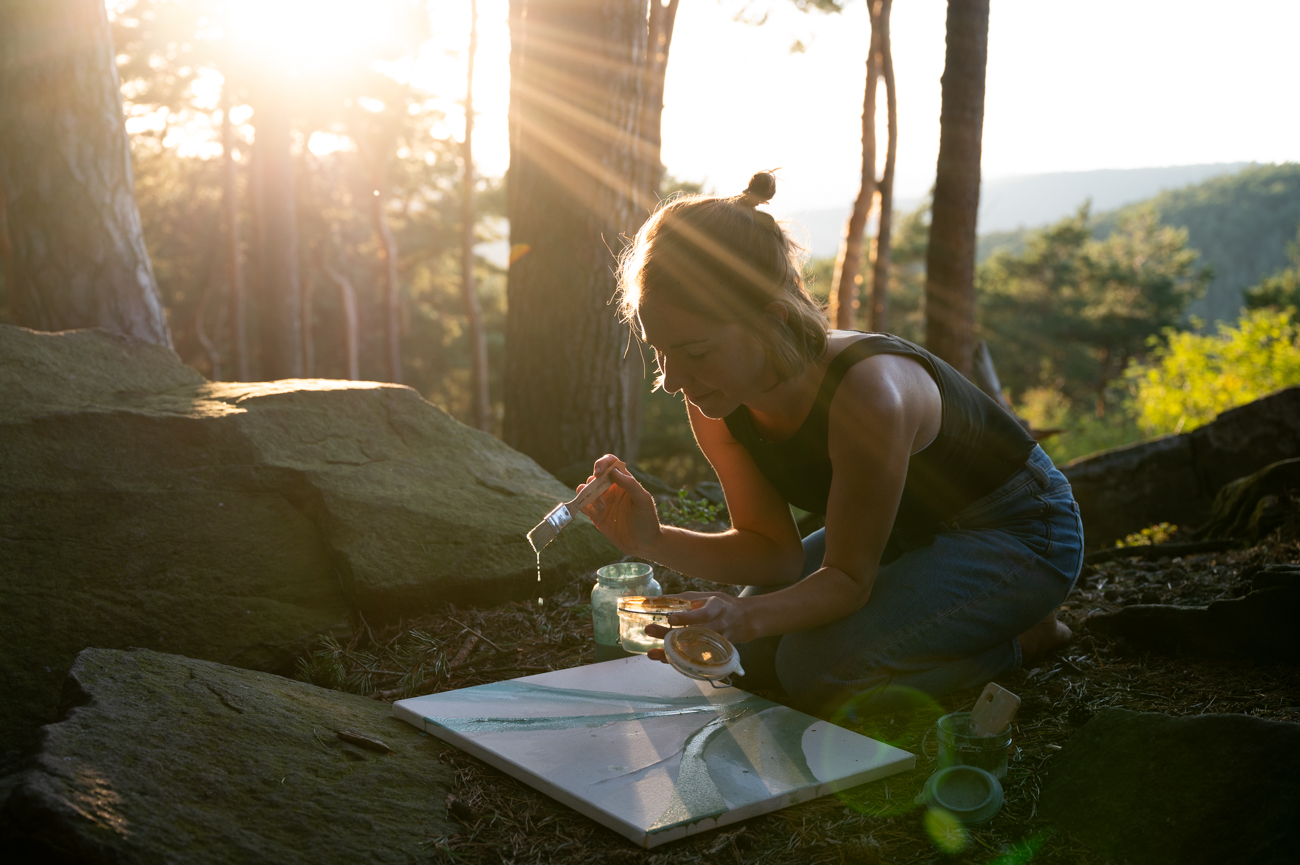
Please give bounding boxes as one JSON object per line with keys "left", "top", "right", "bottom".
{"left": 644, "top": 592, "right": 750, "bottom": 662}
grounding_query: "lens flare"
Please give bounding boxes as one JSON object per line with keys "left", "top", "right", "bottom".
{"left": 923, "top": 806, "right": 970, "bottom": 854}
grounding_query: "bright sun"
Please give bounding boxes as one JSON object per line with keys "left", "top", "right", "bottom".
{"left": 225, "top": 0, "right": 412, "bottom": 71}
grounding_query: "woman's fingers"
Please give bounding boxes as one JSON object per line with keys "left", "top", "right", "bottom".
{"left": 644, "top": 623, "right": 670, "bottom": 639}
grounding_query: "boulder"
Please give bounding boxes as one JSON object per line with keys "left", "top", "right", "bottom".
{"left": 0, "top": 325, "right": 617, "bottom": 754}
{"left": 1063, "top": 387, "right": 1300, "bottom": 546}
{"left": 1, "top": 648, "right": 457, "bottom": 864}
{"left": 1085, "top": 586, "right": 1300, "bottom": 662}
{"left": 1039, "top": 708, "right": 1300, "bottom": 865}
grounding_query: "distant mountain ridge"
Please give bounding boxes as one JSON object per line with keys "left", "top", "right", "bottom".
{"left": 980, "top": 163, "right": 1300, "bottom": 324}
{"left": 791, "top": 162, "right": 1300, "bottom": 326}
{"left": 786, "top": 162, "right": 1253, "bottom": 260}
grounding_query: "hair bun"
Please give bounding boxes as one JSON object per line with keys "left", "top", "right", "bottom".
{"left": 743, "top": 171, "right": 776, "bottom": 205}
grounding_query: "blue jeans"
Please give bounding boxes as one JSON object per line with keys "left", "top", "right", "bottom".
{"left": 737, "top": 446, "right": 1084, "bottom": 718}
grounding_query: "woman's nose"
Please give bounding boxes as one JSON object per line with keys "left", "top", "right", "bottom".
{"left": 658, "top": 354, "right": 688, "bottom": 394}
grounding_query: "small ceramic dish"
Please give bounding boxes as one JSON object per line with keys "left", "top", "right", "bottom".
{"left": 663, "top": 626, "right": 745, "bottom": 688}
{"left": 617, "top": 596, "right": 692, "bottom": 654}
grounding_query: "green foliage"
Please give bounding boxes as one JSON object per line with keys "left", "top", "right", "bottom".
{"left": 1245, "top": 224, "right": 1300, "bottom": 313}
{"left": 1116, "top": 522, "right": 1179, "bottom": 548}
{"left": 658, "top": 489, "right": 726, "bottom": 529}
{"left": 980, "top": 164, "right": 1300, "bottom": 327}
{"left": 979, "top": 204, "right": 1209, "bottom": 411}
{"left": 1093, "top": 163, "right": 1300, "bottom": 324}
{"left": 1014, "top": 386, "right": 1143, "bottom": 465}
{"left": 1126, "top": 307, "right": 1300, "bottom": 436}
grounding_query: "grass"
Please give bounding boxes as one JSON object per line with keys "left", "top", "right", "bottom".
{"left": 297, "top": 536, "right": 1300, "bottom": 864}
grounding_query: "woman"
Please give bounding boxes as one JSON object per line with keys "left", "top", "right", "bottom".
{"left": 580, "top": 172, "right": 1083, "bottom": 718}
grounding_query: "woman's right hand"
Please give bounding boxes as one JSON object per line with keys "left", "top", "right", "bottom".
{"left": 578, "top": 454, "right": 663, "bottom": 557}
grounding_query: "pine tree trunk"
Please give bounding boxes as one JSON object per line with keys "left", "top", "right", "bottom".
{"left": 461, "top": 0, "right": 490, "bottom": 431}
{"left": 221, "top": 81, "right": 249, "bottom": 381}
{"left": 251, "top": 86, "right": 303, "bottom": 380}
{"left": 370, "top": 175, "right": 401, "bottom": 384}
{"left": 924, "top": 0, "right": 989, "bottom": 378}
{"left": 0, "top": 0, "right": 171, "bottom": 346}
{"left": 830, "top": 9, "right": 881, "bottom": 331}
{"left": 639, "top": 0, "right": 680, "bottom": 211}
{"left": 324, "top": 262, "right": 360, "bottom": 381}
{"left": 504, "top": 0, "right": 650, "bottom": 473}
{"left": 869, "top": 0, "right": 897, "bottom": 334}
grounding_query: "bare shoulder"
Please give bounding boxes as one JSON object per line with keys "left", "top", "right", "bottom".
{"left": 829, "top": 350, "right": 942, "bottom": 454}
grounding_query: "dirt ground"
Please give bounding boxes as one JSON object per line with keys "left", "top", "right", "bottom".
{"left": 299, "top": 534, "right": 1300, "bottom": 865}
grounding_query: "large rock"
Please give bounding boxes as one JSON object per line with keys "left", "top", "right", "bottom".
{"left": 1, "top": 648, "right": 456, "bottom": 863}
{"left": 1039, "top": 709, "right": 1300, "bottom": 865}
{"left": 1085, "top": 584, "right": 1300, "bottom": 662}
{"left": 1063, "top": 387, "right": 1300, "bottom": 546}
{"left": 0, "top": 325, "right": 617, "bottom": 754}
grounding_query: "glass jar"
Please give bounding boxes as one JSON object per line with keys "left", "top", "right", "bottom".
{"left": 617, "top": 596, "right": 692, "bottom": 655}
{"left": 591, "top": 563, "right": 660, "bottom": 661}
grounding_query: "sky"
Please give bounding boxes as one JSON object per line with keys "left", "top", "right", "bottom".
{"left": 425, "top": 0, "right": 1300, "bottom": 217}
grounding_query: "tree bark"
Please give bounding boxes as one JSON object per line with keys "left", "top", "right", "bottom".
{"left": 251, "top": 85, "right": 303, "bottom": 379}
{"left": 323, "top": 262, "right": 360, "bottom": 381}
{"left": 829, "top": 5, "right": 882, "bottom": 331}
{"left": 461, "top": 0, "right": 490, "bottom": 431}
{"left": 0, "top": 0, "right": 171, "bottom": 346}
{"left": 369, "top": 172, "right": 401, "bottom": 384}
{"left": 639, "top": 0, "right": 680, "bottom": 210}
{"left": 869, "top": 0, "right": 897, "bottom": 334}
{"left": 504, "top": 0, "right": 650, "bottom": 473}
{"left": 221, "top": 81, "right": 249, "bottom": 381}
{"left": 924, "top": 0, "right": 990, "bottom": 378}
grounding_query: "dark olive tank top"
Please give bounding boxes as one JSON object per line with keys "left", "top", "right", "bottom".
{"left": 723, "top": 334, "right": 1036, "bottom": 542}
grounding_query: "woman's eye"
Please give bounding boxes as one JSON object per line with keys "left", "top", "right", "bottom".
{"left": 687, "top": 350, "right": 708, "bottom": 360}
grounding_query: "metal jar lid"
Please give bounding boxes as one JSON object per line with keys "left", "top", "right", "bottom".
{"left": 663, "top": 626, "right": 745, "bottom": 687}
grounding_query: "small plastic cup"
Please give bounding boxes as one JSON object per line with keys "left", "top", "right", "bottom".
{"left": 617, "top": 596, "right": 691, "bottom": 654}
{"left": 937, "top": 711, "right": 1012, "bottom": 779}
{"left": 915, "top": 765, "right": 1004, "bottom": 824}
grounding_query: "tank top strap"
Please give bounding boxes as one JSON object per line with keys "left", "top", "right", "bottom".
{"left": 810, "top": 334, "right": 896, "bottom": 417}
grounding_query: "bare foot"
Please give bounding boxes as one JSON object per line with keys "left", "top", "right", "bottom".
{"left": 1018, "top": 613, "right": 1073, "bottom": 665}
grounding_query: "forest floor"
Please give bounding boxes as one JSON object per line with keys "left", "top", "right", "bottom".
{"left": 299, "top": 534, "right": 1300, "bottom": 865}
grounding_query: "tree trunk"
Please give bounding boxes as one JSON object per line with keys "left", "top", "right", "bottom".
{"left": 829, "top": 7, "right": 881, "bottom": 331}
{"left": 504, "top": 0, "right": 650, "bottom": 473}
{"left": 221, "top": 81, "right": 249, "bottom": 381}
{"left": 0, "top": 0, "right": 171, "bottom": 346}
{"left": 869, "top": 0, "right": 897, "bottom": 334}
{"left": 369, "top": 172, "right": 401, "bottom": 384}
{"left": 323, "top": 262, "right": 360, "bottom": 381}
{"left": 301, "top": 272, "right": 315, "bottom": 376}
{"left": 924, "top": 0, "right": 990, "bottom": 378}
{"left": 461, "top": 0, "right": 490, "bottom": 431}
{"left": 251, "top": 86, "right": 303, "bottom": 379}
{"left": 639, "top": 0, "right": 680, "bottom": 210}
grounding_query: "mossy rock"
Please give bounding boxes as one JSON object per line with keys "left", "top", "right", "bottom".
{"left": 1, "top": 648, "right": 456, "bottom": 864}
{"left": 0, "top": 325, "right": 618, "bottom": 754}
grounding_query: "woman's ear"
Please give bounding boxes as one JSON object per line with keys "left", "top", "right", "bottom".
{"left": 763, "top": 302, "right": 790, "bottom": 328}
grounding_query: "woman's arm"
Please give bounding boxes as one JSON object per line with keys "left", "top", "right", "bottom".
{"left": 664, "top": 355, "right": 939, "bottom": 644}
{"left": 580, "top": 403, "right": 804, "bottom": 586}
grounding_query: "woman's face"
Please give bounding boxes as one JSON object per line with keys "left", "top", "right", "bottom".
{"left": 637, "top": 294, "right": 772, "bottom": 419}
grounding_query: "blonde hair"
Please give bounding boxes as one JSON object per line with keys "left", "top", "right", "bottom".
{"left": 617, "top": 171, "right": 828, "bottom": 385}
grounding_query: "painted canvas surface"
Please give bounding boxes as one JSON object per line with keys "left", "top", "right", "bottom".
{"left": 393, "top": 655, "right": 914, "bottom": 848}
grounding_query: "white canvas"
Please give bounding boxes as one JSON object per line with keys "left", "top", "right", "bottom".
{"left": 393, "top": 654, "right": 914, "bottom": 848}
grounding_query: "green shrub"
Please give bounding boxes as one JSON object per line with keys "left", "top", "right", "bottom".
{"left": 1126, "top": 307, "right": 1300, "bottom": 436}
